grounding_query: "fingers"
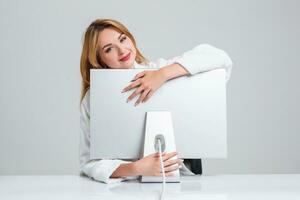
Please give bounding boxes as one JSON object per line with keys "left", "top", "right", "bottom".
{"left": 132, "top": 71, "right": 146, "bottom": 81}
{"left": 150, "top": 151, "right": 182, "bottom": 177}
{"left": 164, "top": 158, "right": 183, "bottom": 167}
{"left": 142, "top": 90, "right": 154, "bottom": 103}
{"left": 127, "top": 85, "right": 144, "bottom": 102}
{"left": 135, "top": 88, "right": 151, "bottom": 106}
{"left": 123, "top": 71, "right": 158, "bottom": 105}
{"left": 164, "top": 163, "right": 182, "bottom": 173}
{"left": 154, "top": 166, "right": 180, "bottom": 176}
{"left": 157, "top": 164, "right": 181, "bottom": 176}
{"left": 123, "top": 71, "right": 147, "bottom": 93}
{"left": 163, "top": 151, "right": 177, "bottom": 161}
{"left": 122, "top": 79, "right": 141, "bottom": 93}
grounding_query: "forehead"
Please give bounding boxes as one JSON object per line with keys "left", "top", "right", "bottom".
{"left": 98, "top": 28, "right": 122, "bottom": 48}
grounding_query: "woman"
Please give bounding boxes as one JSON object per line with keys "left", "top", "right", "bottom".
{"left": 80, "top": 19, "right": 233, "bottom": 184}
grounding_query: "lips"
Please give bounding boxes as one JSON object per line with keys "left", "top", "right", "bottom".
{"left": 119, "top": 52, "right": 131, "bottom": 62}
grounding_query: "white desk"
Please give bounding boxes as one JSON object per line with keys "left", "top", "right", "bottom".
{"left": 1, "top": 174, "right": 299, "bottom": 199}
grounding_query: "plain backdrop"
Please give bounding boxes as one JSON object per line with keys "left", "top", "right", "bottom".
{"left": 0, "top": 0, "right": 299, "bottom": 175}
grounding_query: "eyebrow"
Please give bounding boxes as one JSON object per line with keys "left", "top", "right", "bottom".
{"left": 101, "top": 33, "right": 124, "bottom": 50}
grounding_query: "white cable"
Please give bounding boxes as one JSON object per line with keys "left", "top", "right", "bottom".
{"left": 157, "top": 139, "right": 165, "bottom": 200}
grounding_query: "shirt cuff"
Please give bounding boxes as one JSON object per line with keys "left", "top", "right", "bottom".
{"left": 93, "top": 160, "right": 132, "bottom": 184}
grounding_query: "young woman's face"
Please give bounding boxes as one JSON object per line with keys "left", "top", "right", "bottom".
{"left": 98, "top": 28, "right": 136, "bottom": 69}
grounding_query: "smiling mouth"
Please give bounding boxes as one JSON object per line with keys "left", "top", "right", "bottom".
{"left": 119, "top": 52, "right": 131, "bottom": 62}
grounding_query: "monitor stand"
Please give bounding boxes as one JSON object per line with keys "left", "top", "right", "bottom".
{"left": 141, "top": 111, "right": 180, "bottom": 183}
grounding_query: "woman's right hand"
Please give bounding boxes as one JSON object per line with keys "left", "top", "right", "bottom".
{"left": 133, "top": 151, "right": 183, "bottom": 176}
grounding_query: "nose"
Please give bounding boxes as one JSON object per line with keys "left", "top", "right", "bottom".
{"left": 117, "top": 45, "right": 127, "bottom": 55}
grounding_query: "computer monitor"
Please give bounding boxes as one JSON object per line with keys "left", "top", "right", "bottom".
{"left": 90, "top": 68, "right": 227, "bottom": 160}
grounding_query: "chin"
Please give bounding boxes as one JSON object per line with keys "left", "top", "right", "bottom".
{"left": 121, "top": 60, "right": 135, "bottom": 69}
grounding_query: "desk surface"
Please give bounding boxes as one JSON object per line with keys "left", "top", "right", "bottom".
{"left": 1, "top": 174, "right": 300, "bottom": 200}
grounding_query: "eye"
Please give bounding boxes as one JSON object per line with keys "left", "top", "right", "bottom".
{"left": 105, "top": 47, "right": 112, "bottom": 53}
{"left": 120, "top": 36, "right": 127, "bottom": 43}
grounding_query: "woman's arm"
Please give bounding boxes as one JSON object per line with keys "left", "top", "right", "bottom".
{"left": 111, "top": 152, "right": 183, "bottom": 178}
{"left": 152, "top": 44, "right": 233, "bottom": 81}
{"left": 123, "top": 44, "right": 233, "bottom": 105}
{"left": 159, "top": 63, "right": 189, "bottom": 81}
{"left": 110, "top": 162, "right": 137, "bottom": 178}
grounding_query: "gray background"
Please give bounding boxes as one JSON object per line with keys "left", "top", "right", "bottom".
{"left": 0, "top": 0, "right": 299, "bottom": 175}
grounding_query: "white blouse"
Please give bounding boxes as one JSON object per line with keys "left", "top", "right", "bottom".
{"left": 79, "top": 44, "right": 233, "bottom": 183}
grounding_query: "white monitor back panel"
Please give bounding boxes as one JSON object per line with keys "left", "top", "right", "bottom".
{"left": 90, "top": 68, "right": 227, "bottom": 159}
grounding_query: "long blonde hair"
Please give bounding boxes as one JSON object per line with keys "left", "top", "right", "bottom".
{"left": 80, "top": 19, "right": 148, "bottom": 103}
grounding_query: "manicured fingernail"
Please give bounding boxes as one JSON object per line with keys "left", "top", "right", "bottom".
{"left": 179, "top": 165, "right": 183, "bottom": 169}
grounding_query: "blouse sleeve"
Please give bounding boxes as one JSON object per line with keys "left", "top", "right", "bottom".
{"left": 79, "top": 90, "right": 132, "bottom": 184}
{"left": 148, "top": 44, "right": 233, "bottom": 82}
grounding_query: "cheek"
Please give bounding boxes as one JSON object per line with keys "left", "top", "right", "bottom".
{"left": 128, "top": 43, "right": 137, "bottom": 57}
{"left": 102, "top": 52, "right": 118, "bottom": 65}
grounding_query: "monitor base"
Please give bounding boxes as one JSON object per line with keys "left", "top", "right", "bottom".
{"left": 141, "top": 111, "right": 180, "bottom": 183}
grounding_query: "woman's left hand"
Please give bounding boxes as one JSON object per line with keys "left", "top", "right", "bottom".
{"left": 122, "top": 69, "right": 167, "bottom": 106}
